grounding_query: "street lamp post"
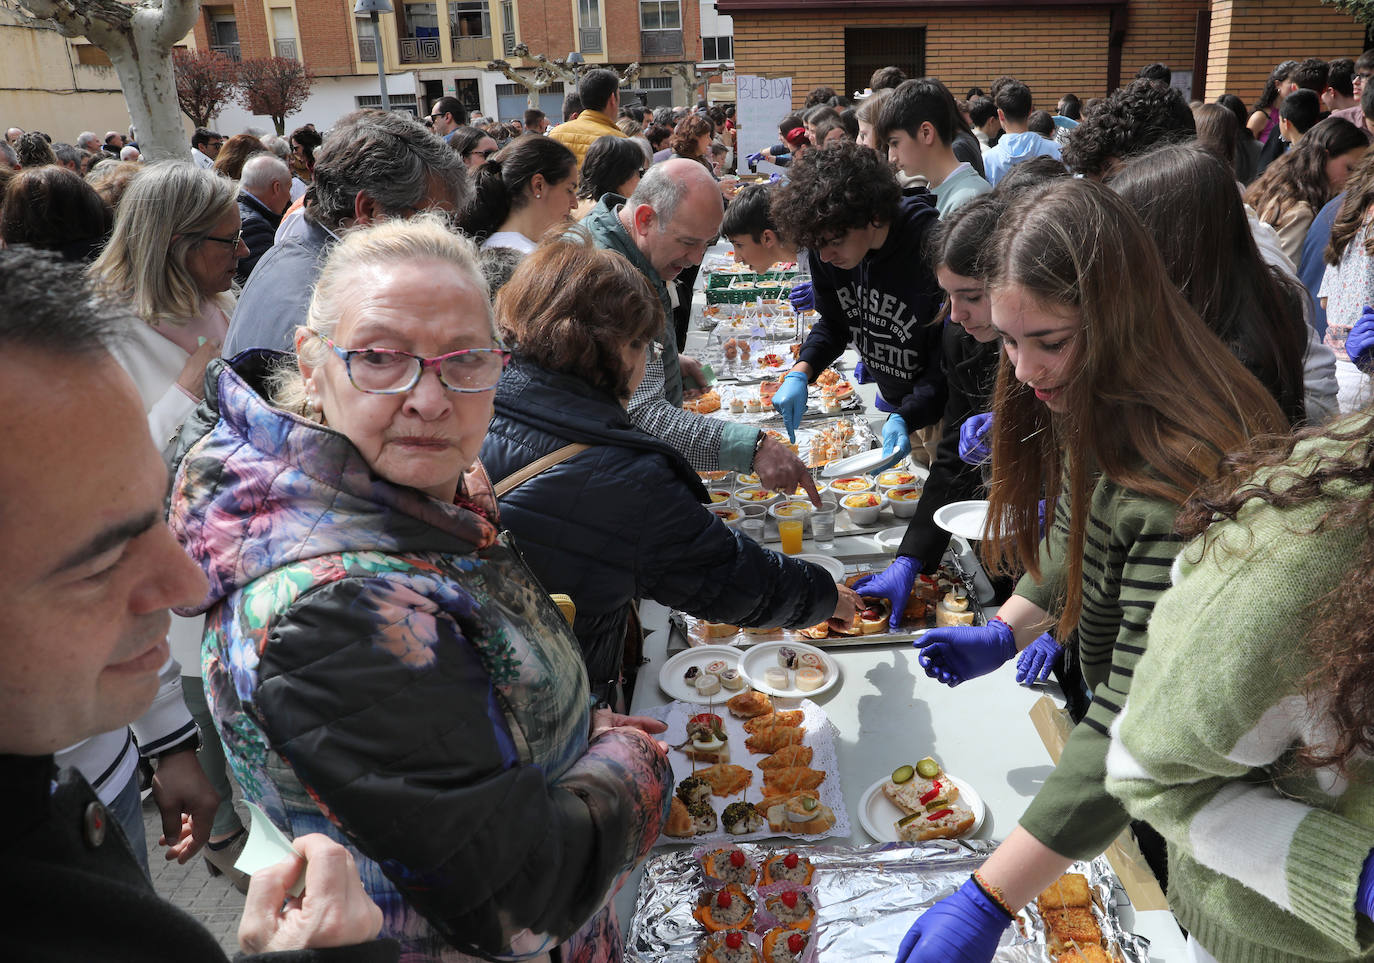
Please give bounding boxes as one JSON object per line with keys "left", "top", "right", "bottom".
{"left": 355, "top": 0, "right": 395, "bottom": 111}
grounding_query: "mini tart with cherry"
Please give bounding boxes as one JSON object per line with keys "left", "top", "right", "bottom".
{"left": 699, "top": 929, "right": 761, "bottom": 963}
{"left": 702, "top": 846, "right": 757, "bottom": 886}
{"left": 762, "top": 927, "right": 811, "bottom": 963}
{"left": 761, "top": 850, "right": 815, "bottom": 886}
{"left": 764, "top": 888, "right": 816, "bottom": 929}
{"left": 695, "top": 884, "right": 756, "bottom": 932}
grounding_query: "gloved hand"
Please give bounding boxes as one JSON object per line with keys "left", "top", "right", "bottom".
{"left": 854, "top": 360, "right": 875, "bottom": 384}
{"left": 895, "top": 877, "right": 1012, "bottom": 963}
{"left": 1347, "top": 304, "right": 1374, "bottom": 372}
{"left": 789, "top": 280, "right": 815, "bottom": 312}
{"left": 851, "top": 556, "right": 920, "bottom": 632}
{"left": 913, "top": 619, "right": 1016, "bottom": 687}
{"left": 747, "top": 150, "right": 767, "bottom": 166}
{"left": 882, "top": 412, "right": 911, "bottom": 459}
{"left": 768, "top": 172, "right": 783, "bottom": 184}
{"left": 959, "top": 412, "right": 994, "bottom": 465}
{"left": 1358, "top": 849, "right": 1374, "bottom": 920}
{"left": 1014, "top": 632, "right": 1062, "bottom": 685}
{"left": 771, "top": 370, "right": 810, "bottom": 442}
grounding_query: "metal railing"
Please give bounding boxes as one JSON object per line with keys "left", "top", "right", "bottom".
{"left": 502, "top": 31, "right": 517, "bottom": 55}
{"left": 640, "top": 30, "right": 681, "bottom": 57}
{"left": 450, "top": 34, "right": 493, "bottom": 61}
{"left": 399, "top": 36, "right": 442, "bottom": 62}
{"left": 358, "top": 35, "right": 377, "bottom": 61}
{"left": 274, "top": 38, "right": 297, "bottom": 58}
{"left": 579, "top": 26, "right": 601, "bottom": 53}
{"left": 211, "top": 42, "right": 241, "bottom": 62}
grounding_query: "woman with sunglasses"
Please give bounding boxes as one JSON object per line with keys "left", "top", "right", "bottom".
{"left": 167, "top": 215, "right": 673, "bottom": 963}
{"left": 85, "top": 160, "right": 250, "bottom": 886}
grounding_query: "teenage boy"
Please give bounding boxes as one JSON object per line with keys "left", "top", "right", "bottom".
{"left": 981, "top": 78, "right": 1062, "bottom": 185}
{"left": 878, "top": 79, "right": 991, "bottom": 217}
{"left": 720, "top": 183, "right": 799, "bottom": 272}
{"left": 769, "top": 142, "right": 945, "bottom": 463}
{"left": 1278, "top": 88, "right": 1322, "bottom": 145}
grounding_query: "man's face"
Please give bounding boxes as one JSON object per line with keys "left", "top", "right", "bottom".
{"left": 533, "top": 116, "right": 549, "bottom": 134}
{"left": 5, "top": 128, "right": 21, "bottom": 145}
{"left": 887, "top": 126, "right": 935, "bottom": 178}
{"left": 1357, "top": 66, "right": 1373, "bottom": 102}
{"left": 0, "top": 351, "right": 208, "bottom": 754}
{"left": 206, "top": 136, "right": 224, "bottom": 158}
{"left": 633, "top": 186, "right": 723, "bottom": 281}
{"left": 816, "top": 222, "right": 883, "bottom": 270}
{"left": 729, "top": 230, "right": 782, "bottom": 273}
{"left": 430, "top": 107, "right": 457, "bottom": 137}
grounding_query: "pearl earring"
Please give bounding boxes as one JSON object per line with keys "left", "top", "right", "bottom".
{"left": 535, "top": 193, "right": 541, "bottom": 199}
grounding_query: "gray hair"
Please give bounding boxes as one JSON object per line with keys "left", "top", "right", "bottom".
{"left": 88, "top": 161, "right": 238, "bottom": 324}
{"left": 627, "top": 158, "right": 719, "bottom": 228}
{"left": 259, "top": 134, "right": 292, "bottom": 160}
{"left": 270, "top": 213, "right": 492, "bottom": 417}
{"left": 0, "top": 142, "right": 18, "bottom": 169}
{"left": 309, "top": 109, "right": 469, "bottom": 231}
{"left": 0, "top": 246, "right": 132, "bottom": 355}
{"left": 631, "top": 136, "right": 653, "bottom": 164}
{"left": 76, "top": 131, "right": 101, "bottom": 151}
{"left": 240, "top": 152, "right": 290, "bottom": 193}
{"left": 119, "top": 145, "right": 141, "bottom": 162}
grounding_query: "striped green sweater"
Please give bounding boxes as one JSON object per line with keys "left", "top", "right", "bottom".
{"left": 1013, "top": 476, "right": 1183, "bottom": 858}
{"left": 1107, "top": 426, "right": 1374, "bottom": 962}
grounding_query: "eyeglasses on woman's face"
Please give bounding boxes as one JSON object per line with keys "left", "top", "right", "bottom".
{"left": 316, "top": 333, "right": 510, "bottom": 394}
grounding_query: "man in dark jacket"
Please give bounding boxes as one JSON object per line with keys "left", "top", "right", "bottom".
{"left": 224, "top": 109, "right": 468, "bottom": 357}
{"left": 0, "top": 247, "right": 395, "bottom": 963}
{"left": 770, "top": 141, "right": 947, "bottom": 465}
{"left": 235, "top": 153, "right": 292, "bottom": 286}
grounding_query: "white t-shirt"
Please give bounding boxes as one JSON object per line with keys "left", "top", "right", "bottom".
{"left": 481, "top": 231, "right": 537, "bottom": 254}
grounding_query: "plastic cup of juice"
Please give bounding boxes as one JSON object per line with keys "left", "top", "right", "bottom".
{"left": 778, "top": 517, "right": 805, "bottom": 554}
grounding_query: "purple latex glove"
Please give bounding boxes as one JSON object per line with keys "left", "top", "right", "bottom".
{"left": 768, "top": 171, "right": 783, "bottom": 184}
{"left": 854, "top": 360, "right": 875, "bottom": 384}
{"left": 1014, "top": 632, "right": 1062, "bottom": 685}
{"left": 1347, "top": 304, "right": 1374, "bottom": 373}
{"left": 747, "top": 150, "right": 767, "bottom": 165}
{"left": 789, "top": 280, "right": 814, "bottom": 312}
{"left": 913, "top": 619, "right": 1016, "bottom": 687}
{"left": 895, "top": 877, "right": 1012, "bottom": 963}
{"left": 958, "top": 412, "right": 994, "bottom": 465}
{"left": 851, "top": 556, "right": 920, "bottom": 632}
{"left": 1358, "top": 850, "right": 1374, "bottom": 919}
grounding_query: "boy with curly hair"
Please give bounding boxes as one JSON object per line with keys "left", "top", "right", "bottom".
{"left": 769, "top": 142, "right": 945, "bottom": 463}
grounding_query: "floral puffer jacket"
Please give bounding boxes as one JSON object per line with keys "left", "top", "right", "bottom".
{"left": 167, "top": 352, "right": 673, "bottom": 963}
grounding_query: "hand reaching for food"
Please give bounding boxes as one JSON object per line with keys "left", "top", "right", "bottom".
{"left": 958, "top": 412, "right": 994, "bottom": 466}
{"left": 895, "top": 877, "right": 1012, "bottom": 963}
{"left": 1014, "top": 632, "right": 1063, "bottom": 685}
{"left": 771, "top": 370, "right": 809, "bottom": 441}
{"left": 830, "top": 583, "right": 861, "bottom": 627}
{"left": 882, "top": 413, "right": 912, "bottom": 459}
{"left": 912, "top": 620, "right": 1016, "bottom": 687}
{"left": 851, "top": 556, "right": 920, "bottom": 632}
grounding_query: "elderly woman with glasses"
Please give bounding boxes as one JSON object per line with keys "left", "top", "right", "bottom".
{"left": 167, "top": 215, "right": 672, "bottom": 963}
{"left": 480, "top": 236, "right": 858, "bottom": 706}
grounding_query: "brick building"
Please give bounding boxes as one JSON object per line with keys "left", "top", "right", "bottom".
{"left": 197, "top": 0, "right": 708, "bottom": 130}
{"left": 717, "top": 0, "right": 1366, "bottom": 110}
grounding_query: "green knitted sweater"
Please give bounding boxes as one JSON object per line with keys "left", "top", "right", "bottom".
{"left": 1106, "top": 426, "right": 1374, "bottom": 962}
{"left": 1013, "top": 476, "right": 1184, "bottom": 859}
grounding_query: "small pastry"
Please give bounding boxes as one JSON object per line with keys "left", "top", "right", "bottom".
{"left": 720, "top": 667, "right": 745, "bottom": 690}
{"left": 727, "top": 689, "right": 773, "bottom": 718}
{"left": 764, "top": 667, "right": 790, "bottom": 690}
{"left": 796, "top": 667, "right": 824, "bottom": 691}
{"left": 746, "top": 397, "right": 763, "bottom": 413}
{"left": 664, "top": 797, "right": 695, "bottom": 837}
{"left": 744, "top": 710, "right": 803, "bottom": 732}
{"left": 676, "top": 774, "right": 712, "bottom": 806}
{"left": 694, "top": 884, "right": 756, "bottom": 932}
{"left": 761, "top": 851, "right": 815, "bottom": 886}
{"left": 798, "top": 652, "right": 824, "bottom": 670}
{"left": 777, "top": 646, "right": 800, "bottom": 670}
{"left": 705, "top": 659, "right": 729, "bottom": 675}
{"left": 721, "top": 800, "right": 766, "bottom": 834}
{"left": 698, "top": 929, "right": 761, "bottom": 963}
{"left": 764, "top": 888, "right": 816, "bottom": 929}
{"left": 689, "top": 800, "right": 718, "bottom": 834}
{"left": 761, "top": 927, "right": 809, "bottom": 963}
{"left": 702, "top": 846, "right": 757, "bottom": 885}
{"left": 684, "top": 665, "right": 702, "bottom": 685}
{"left": 730, "top": 397, "right": 745, "bottom": 414}
{"left": 696, "top": 673, "right": 722, "bottom": 696}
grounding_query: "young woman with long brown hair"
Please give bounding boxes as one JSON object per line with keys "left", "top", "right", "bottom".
{"left": 896, "top": 178, "right": 1289, "bottom": 962}
{"left": 1106, "top": 411, "right": 1374, "bottom": 962}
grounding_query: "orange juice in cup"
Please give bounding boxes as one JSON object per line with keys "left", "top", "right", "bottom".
{"left": 778, "top": 517, "right": 805, "bottom": 554}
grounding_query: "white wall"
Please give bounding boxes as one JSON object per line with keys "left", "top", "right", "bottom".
{"left": 698, "top": 0, "right": 731, "bottom": 40}
{"left": 212, "top": 70, "right": 419, "bottom": 136}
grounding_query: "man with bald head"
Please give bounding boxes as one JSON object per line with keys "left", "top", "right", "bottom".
{"left": 237, "top": 152, "right": 293, "bottom": 284}
{"left": 581, "top": 158, "right": 817, "bottom": 498}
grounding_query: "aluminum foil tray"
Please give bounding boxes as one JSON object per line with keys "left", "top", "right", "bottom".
{"left": 625, "top": 840, "right": 1150, "bottom": 962}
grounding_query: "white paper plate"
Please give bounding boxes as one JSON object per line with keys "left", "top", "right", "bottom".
{"left": 820, "top": 447, "right": 905, "bottom": 478}
{"left": 658, "top": 645, "right": 743, "bottom": 702}
{"left": 793, "top": 552, "right": 845, "bottom": 581}
{"left": 857, "top": 773, "right": 986, "bottom": 842}
{"left": 738, "top": 641, "right": 840, "bottom": 698}
{"left": 932, "top": 500, "right": 991, "bottom": 541}
{"left": 874, "top": 526, "right": 908, "bottom": 552}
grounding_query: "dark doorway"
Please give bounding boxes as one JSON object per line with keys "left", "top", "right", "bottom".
{"left": 845, "top": 27, "right": 924, "bottom": 99}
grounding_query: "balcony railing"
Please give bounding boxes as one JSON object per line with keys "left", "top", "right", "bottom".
{"left": 274, "top": 38, "right": 297, "bottom": 58}
{"left": 450, "top": 34, "right": 493, "bottom": 61}
{"left": 399, "top": 36, "right": 442, "bottom": 62}
{"left": 640, "top": 30, "right": 682, "bottom": 58}
{"left": 358, "top": 35, "right": 377, "bottom": 61}
{"left": 211, "top": 42, "right": 241, "bottom": 62}
{"left": 579, "top": 26, "right": 601, "bottom": 53}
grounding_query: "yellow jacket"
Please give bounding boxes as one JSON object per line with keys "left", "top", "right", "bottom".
{"left": 548, "top": 108, "right": 625, "bottom": 167}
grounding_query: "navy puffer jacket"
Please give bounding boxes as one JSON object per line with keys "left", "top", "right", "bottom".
{"left": 481, "top": 360, "right": 839, "bottom": 694}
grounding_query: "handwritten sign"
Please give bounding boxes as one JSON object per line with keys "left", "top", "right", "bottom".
{"left": 735, "top": 74, "right": 794, "bottom": 173}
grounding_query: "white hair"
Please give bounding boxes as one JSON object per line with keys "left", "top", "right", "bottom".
{"left": 119, "top": 145, "right": 141, "bottom": 162}
{"left": 77, "top": 131, "right": 100, "bottom": 151}
{"left": 240, "top": 152, "right": 290, "bottom": 192}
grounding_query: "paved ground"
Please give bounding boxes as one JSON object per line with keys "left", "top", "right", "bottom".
{"left": 141, "top": 793, "right": 245, "bottom": 955}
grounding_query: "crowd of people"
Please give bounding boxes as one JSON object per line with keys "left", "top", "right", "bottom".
{"left": 6, "top": 50, "right": 1374, "bottom": 963}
